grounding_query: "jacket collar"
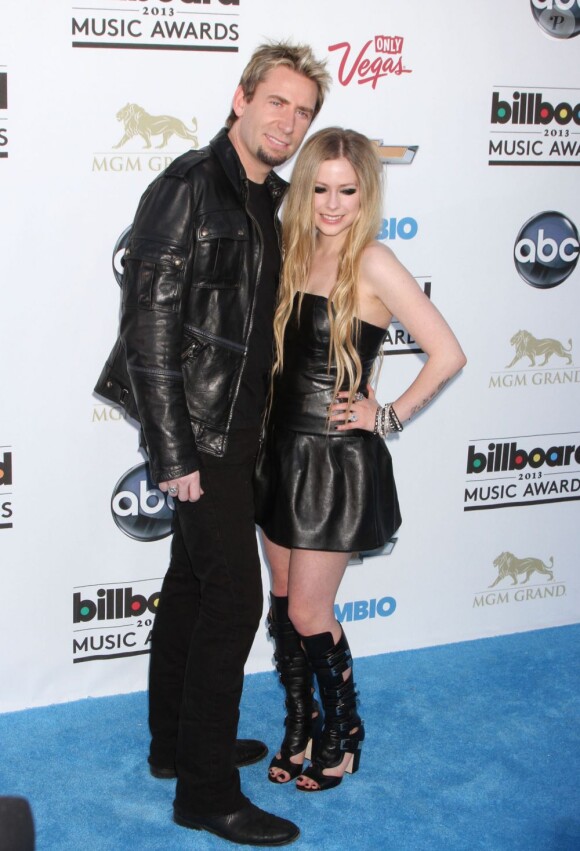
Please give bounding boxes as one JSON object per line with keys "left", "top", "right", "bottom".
{"left": 210, "top": 127, "right": 288, "bottom": 204}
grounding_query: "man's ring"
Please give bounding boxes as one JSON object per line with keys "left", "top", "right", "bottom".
{"left": 348, "top": 413, "right": 358, "bottom": 423}
{"left": 354, "top": 392, "right": 364, "bottom": 402}
{"left": 168, "top": 486, "right": 178, "bottom": 496}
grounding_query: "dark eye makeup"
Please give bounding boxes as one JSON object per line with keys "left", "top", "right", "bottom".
{"left": 314, "top": 186, "right": 358, "bottom": 195}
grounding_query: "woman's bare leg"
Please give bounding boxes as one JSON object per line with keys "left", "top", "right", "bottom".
{"left": 286, "top": 548, "right": 350, "bottom": 640}
{"left": 261, "top": 532, "right": 291, "bottom": 596}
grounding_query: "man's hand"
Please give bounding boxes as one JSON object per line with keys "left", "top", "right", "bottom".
{"left": 159, "top": 471, "right": 204, "bottom": 502}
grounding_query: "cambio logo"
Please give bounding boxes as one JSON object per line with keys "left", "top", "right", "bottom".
{"left": 111, "top": 462, "right": 174, "bottom": 541}
{"left": 335, "top": 596, "right": 396, "bottom": 623}
{"left": 530, "top": 0, "right": 580, "bottom": 38}
{"left": 514, "top": 212, "right": 579, "bottom": 288}
{"left": 377, "top": 217, "right": 418, "bottom": 241}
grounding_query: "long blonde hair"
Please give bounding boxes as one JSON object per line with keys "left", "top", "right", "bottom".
{"left": 273, "top": 127, "right": 383, "bottom": 411}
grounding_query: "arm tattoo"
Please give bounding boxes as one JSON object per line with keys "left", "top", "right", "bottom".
{"left": 409, "top": 378, "right": 449, "bottom": 419}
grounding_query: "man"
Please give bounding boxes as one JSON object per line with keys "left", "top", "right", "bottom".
{"left": 96, "top": 42, "right": 330, "bottom": 845}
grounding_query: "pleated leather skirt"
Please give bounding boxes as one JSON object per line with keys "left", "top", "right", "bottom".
{"left": 254, "top": 425, "right": 401, "bottom": 553}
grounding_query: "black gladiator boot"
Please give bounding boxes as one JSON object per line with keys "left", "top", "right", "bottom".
{"left": 267, "top": 594, "right": 321, "bottom": 784}
{"left": 297, "top": 629, "right": 364, "bottom": 792}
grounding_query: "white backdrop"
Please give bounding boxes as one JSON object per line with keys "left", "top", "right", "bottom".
{"left": 1, "top": 0, "right": 578, "bottom": 712}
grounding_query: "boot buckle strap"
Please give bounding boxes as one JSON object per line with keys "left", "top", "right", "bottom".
{"left": 340, "top": 736, "right": 363, "bottom": 751}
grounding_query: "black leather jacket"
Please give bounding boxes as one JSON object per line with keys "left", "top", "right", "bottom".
{"left": 95, "top": 129, "right": 287, "bottom": 483}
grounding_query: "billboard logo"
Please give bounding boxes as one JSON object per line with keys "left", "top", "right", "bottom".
{"left": 73, "top": 586, "right": 160, "bottom": 623}
{"left": 530, "top": 0, "right": 580, "bottom": 39}
{"left": 464, "top": 432, "right": 580, "bottom": 510}
{"left": 111, "top": 462, "right": 174, "bottom": 541}
{"left": 514, "top": 212, "right": 579, "bottom": 288}
{"left": 72, "top": 0, "right": 240, "bottom": 51}
{"left": 491, "top": 91, "right": 580, "bottom": 127}
{"left": 1, "top": 450, "right": 13, "bottom": 530}
{"left": 488, "top": 88, "right": 580, "bottom": 165}
{"left": 0, "top": 451, "right": 12, "bottom": 487}
{"left": 0, "top": 70, "right": 7, "bottom": 159}
{"left": 467, "top": 441, "right": 580, "bottom": 475}
{"left": 72, "top": 577, "right": 161, "bottom": 663}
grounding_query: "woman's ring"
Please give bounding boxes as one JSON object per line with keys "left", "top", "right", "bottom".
{"left": 348, "top": 413, "right": 358, "bottom": 423}
{"left": 168, "top": 486, "right": 179, "bottom": 496}
{"left": 354, "top": 392, "right": 364, "bottom": 402}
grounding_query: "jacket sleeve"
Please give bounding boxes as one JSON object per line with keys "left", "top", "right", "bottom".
{"left": 120, "top": 173, "right": 200, "bottom": 483}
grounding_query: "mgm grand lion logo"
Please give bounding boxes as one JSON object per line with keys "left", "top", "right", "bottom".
{"left": 113, "top": 104, "right": 198, "bottom": 150}
{"left": 489, "top": 551, "right": 554, "bottom": 588}
{"left": 506, "top": 330, "right": 573, "bottom": 368}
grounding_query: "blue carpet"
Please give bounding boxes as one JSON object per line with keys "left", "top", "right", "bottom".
{"left": 1, "top": 626, "right": 579, "bottom": 850}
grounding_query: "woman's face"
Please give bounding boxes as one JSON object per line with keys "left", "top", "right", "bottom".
{"left": 313, "top": 157, "right": 360, "bottom": 241}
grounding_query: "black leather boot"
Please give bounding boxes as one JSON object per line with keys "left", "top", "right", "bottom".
{"left": 267, "top": 594, "right": 321, "bottom": 784}
{"left": 297, "top": 629, "right": 364, "bottom": 792}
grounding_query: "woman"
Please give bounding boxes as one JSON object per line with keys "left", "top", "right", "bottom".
{"left": 255, "top": 128, "right": 466, "bottom": 792}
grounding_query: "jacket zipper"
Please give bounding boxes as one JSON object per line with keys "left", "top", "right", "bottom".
{"left": 222, "top": 185, "right": 265, "bottom": 434}
{"left": 183, "top": 323, "right": 247, "bottom": 354}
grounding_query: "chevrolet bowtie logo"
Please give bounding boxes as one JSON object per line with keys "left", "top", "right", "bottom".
{"left": 371, "top": 141, "right": 418, "bottom": 164}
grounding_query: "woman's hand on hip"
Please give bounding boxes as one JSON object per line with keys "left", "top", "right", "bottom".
{"left": 329, "top": 384, "right": 379, "bottom": 432}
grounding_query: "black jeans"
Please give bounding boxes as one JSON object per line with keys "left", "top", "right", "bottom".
{"left": 148, "top": 428, "right": 263, "bottom": 815}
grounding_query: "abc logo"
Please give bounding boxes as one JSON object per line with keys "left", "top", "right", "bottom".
{"left": 112, "top": 225, "right": 132, "bottom": 286}
{"left": 530, "top": 0, "right": 580, "bottom": 39}
{"left": 111, "top": 462, "right": 174, "bottom": 541}
{"left": 514, "top": 211, "right": 579, "bottom": 288}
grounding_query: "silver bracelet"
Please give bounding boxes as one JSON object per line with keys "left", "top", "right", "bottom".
{"left": 373, "top": 402, "right": 404, "bottom": 437}
{"left": 373, "top": 405, "right": 381, "bottom": 435}
{"left": 387, "top": 403, "right": 403, "bottom": 433}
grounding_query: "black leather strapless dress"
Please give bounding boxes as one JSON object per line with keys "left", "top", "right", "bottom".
{"left": 254, "top": 293, "right": 401, "bottom": 552}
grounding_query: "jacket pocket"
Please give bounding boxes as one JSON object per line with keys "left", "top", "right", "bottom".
{"left": 191, "top": 209, "right": 248, "bottom": 289}
{"left": 181, "top": 325, "right": 245, "bottom": 428}
{"left": 181, "top": 326, "right": 208, "bottom": 363}
{"left": 123, "top": 239, "right": 185, "bottom": 312}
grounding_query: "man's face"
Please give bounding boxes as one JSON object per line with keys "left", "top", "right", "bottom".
{"left": 229, "top": 65, "right": 319, "bottom": 181}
